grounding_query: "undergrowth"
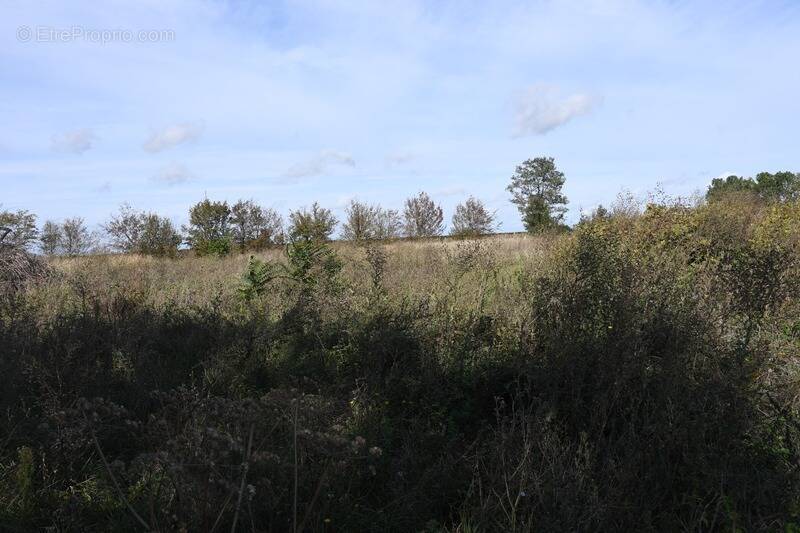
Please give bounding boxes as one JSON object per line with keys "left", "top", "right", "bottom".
{"left": 1, "top": 197, "right": 799, "bottom": 531}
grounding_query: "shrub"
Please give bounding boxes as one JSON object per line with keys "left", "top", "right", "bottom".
{"left": 2, "top": 197, "right": 800, "bottom": 531}
{"left": 193, "top": 236, "right": 233, "bottom": 257}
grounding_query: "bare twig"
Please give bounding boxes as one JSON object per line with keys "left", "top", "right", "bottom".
{"left": 81, "top": 410, "right": 151, "bottom": 531}
{"left": 231, "top": 423, "right": 255, "bottom": 533}
{"left": 296, "top": 461, "right": 332, "bottom": 533}
{"left": 293, "top": 401, "right": 299, "bottom": 533}
{"left": 209, "top": 490, "right": 236, "bottom": 533}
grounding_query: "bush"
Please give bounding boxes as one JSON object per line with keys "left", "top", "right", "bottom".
{"left": 194, "top": 236, "right": 233, "bottom": 257}
{"left": 2, "top": 196, "right": 800, "bottom": 531}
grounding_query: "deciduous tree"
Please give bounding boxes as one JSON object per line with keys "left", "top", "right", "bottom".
{"left": 450, "top": 197, "right": 496, "bottom": 237}
{"left": 230, "top": 199, "right": 284, "bottom": 250}
{"left": 39, "top": 220, "right": 63, "bottom": 255}
{"left": 403, "top": 192, "right": 444, "bottom": 237}
{"left": 137, "top": 214, "right": 182, "bottom": 257}
{"left": 507, "top": 157, "right": 568, "bottom": 233}
{"left": 706, "top": 171, "right": 799, "bottom": 203}
{"left": 374, "top": 208, "right": 402, "bottom": 240}
{"left": 105, "top": 204, "right": 182, "bottom": 257}
{"left": 0, "top": 208, "right": 38, "bottom": 249}
{"left": 288, "top": 202, "right": 337, "bottom": 242}
{"left": 61, "top": 217, "right": 94, "bottom": 256}
{"left": 706, "top": 175, "right": 758, "bottom": 202}
{"left": 104, "top": 204, "right": 146, "bottom": 253}
{"left": 184, "top": 199, "right": 232, "bottom": 256}
{"left": 755, "top": 171, "right": 800, "bottom": 202}
{"left": 341, "top": 200, "right": 380, "bottom": 241}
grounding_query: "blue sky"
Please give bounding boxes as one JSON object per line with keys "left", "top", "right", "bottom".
{"left": 2, "top": 0, "right": 799, "bottom": 234}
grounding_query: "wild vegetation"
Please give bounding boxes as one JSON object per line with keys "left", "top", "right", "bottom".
{"left": 1, "top": 165, "right": 800, "bottom": 531}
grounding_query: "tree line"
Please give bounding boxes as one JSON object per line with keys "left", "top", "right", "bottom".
{"left": 0, "top": 191, "right": 499, "bottom": 258}
{"left": 2, "top": 157, "right": 797, "bottom": 257}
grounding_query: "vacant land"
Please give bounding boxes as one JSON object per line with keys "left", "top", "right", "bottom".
{"left": 2, "top": 196, "right": 800, "bottom": 531}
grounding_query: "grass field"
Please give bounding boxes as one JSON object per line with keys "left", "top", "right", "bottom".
{"left": 2, "top": 197, "right": 800, "bottom": 531}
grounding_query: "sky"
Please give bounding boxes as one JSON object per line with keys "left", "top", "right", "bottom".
{"left": 1, "top": 0, "right": 799, "bottom": 234}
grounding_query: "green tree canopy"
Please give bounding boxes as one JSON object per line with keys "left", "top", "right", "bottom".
{"left": 507, "top": 157, "right": 568, "bottom": 233}
{"left": 230, "top": 199, "right": 284, "bottom": 251}
{"left": 184, "top": 199, "right": 233, "bottom": 256}
{"left": 755, "top": 171, "right": 800, "bottom": 202}
{"left": 105, "top": 204, "right": 181, "bottom": 257}
{"left": 0, "top": 208, "right": 38, "bottom": 249}
{"left": 288, "top": 202, "right": 338, "bottom": 242}
{"left": 706, "top": 175, "right": 758, "bottom": 202}
{"left": 706, "top": 171, "right": 799, "bottom": 203}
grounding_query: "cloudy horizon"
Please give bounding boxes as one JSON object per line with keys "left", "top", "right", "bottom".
{"left": 2, "top": 0, "right": 799, "bottom": 233}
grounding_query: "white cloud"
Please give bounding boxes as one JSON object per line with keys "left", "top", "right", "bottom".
{"left": 143, "top": 122, "right": 204, "bottom": 153}
{"left": 513, "top": 84, "right": 598, "bottom": 136}
{"left": 3, "top": 0, "right": 799, "bottom": 232}
{"left": 51, "top": 128, "right": 95, "bottom": 154}
{"left": 285, "top": 149, "right": 356, "bottom": 178}
{"left": 153, "top": 162, "right": 194, "bottom": 185}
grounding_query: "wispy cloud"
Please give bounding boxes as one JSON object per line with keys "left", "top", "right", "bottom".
{"left": 285, "top": 149, "right": 355, "bottom": 178}
{"left": 143, "top": 122, "right": 204, "bottom": 153}
{"left": 433, "top": 186, "right": 467, "bottom": 197}
{"left": 51, "top": 128, "right": 95, "bottom": 154}
{"left": 334, "top": 194, "right": 356, "bottom": 208}
{"left": 386, "top": 152, "right": 415, "bottom": 166}
{"left": 513, "top": 84, "right": 598, "bottom": 136}
{"left": 3, "top": 0, "right": 799, "bottom": 231}
{"left": 152, "top": 162, "right": 194, "bottom": 185}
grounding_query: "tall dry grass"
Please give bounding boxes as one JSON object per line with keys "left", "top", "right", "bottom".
{"left": 2, "top": 200, "right": 800, "bottom": 531}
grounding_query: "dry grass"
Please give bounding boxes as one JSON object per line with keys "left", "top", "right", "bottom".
{"left": 42, "top": 233, "right": 556, "bottom": 312}
{"left": 0, "top": 244, "right": 51, "bottom": 294}
{"left": 5, "top": 204, "right": 799, "bottom": 531}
